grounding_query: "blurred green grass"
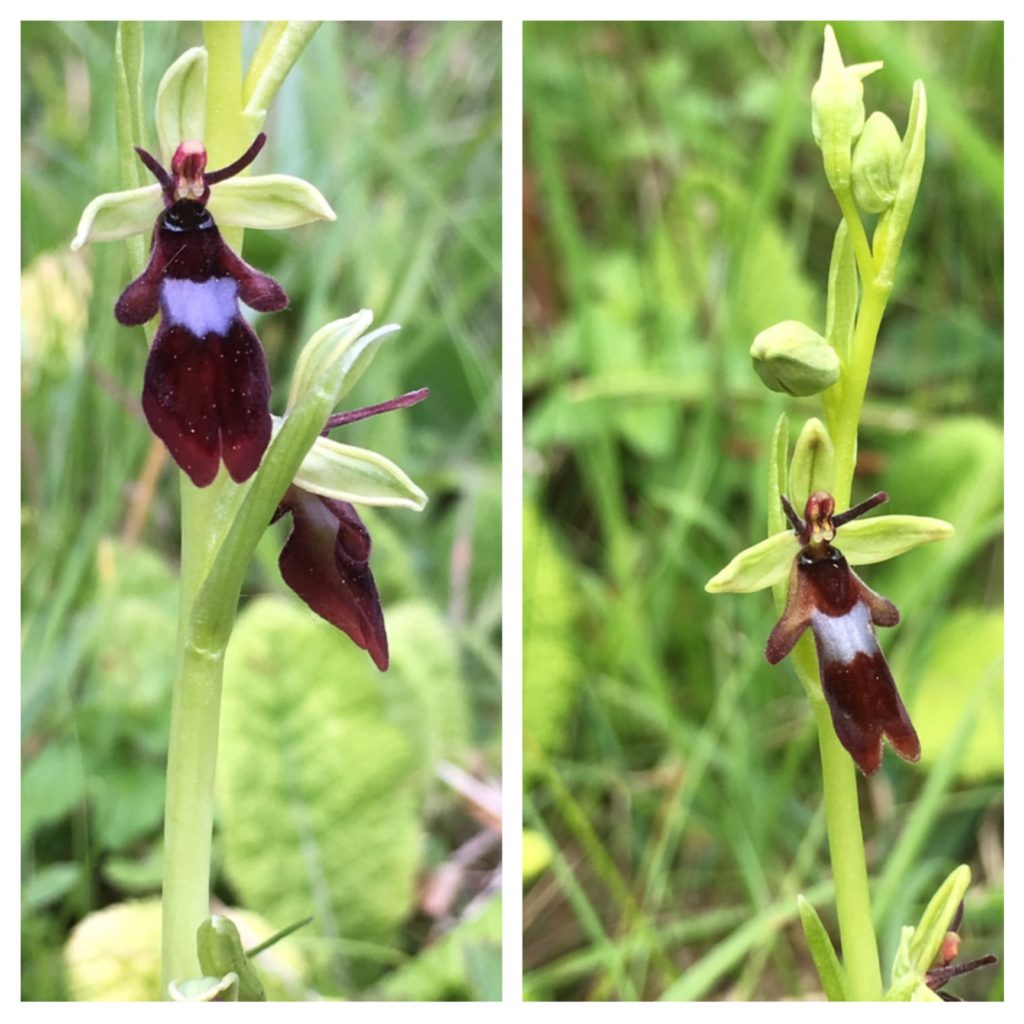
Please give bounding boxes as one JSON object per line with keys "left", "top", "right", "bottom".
{"left": 21, "top": 21, "right": 500, "bottom": 1000}
{"left": 523, "top": 21, "right": 1002, "bottom": 1001}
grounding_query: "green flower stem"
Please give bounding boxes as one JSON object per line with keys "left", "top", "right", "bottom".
{"left": 160, "top": 21, "right": 249, "bottom": 993}
{"left": 835, "top": 189, "right": 875, "bottom": 293}
{"left": 791, "top": 642, "right": 882, "bottom": 1000}
{"left": 816, "top": 194, "right": 895, "bottom": 1000}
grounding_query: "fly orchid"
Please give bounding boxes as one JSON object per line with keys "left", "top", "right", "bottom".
{"left": 115, "top": 134, "right": 285, "bottom": 485}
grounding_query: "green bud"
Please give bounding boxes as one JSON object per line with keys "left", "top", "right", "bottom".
{"left": 811, "top": 25, "right": 883, "bottom": 192}
{"left": 852, "top": 112, "right": 904, "bottom": 213}
{"left": 197, "top": 915, "right": 266, "bottom": 1002}
{"left": 750, "top": 320, "right": 840, "bottom": 397}
{"left": 789, "top": 417, "right": 834, "bottom": 512}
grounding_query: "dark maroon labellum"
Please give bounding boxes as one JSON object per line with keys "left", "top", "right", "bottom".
{"left": 765, "top": 491, "right": 920, "bottom": 775}
{"left": 115, "top": 134, "right": 286, "bottom": 487}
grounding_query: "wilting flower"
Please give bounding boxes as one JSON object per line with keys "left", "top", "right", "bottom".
{"left": 274, "top": 388, "right": 429, "bottom": 671}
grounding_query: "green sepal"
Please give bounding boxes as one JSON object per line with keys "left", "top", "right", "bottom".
{"left": 287, "top": 313, "right": 398, "bottom": 413}
{"left": 156, "top": 47, "right": 208, "bottom": 162}
{"left": 789, "top": 417, "right": 835, "bottom": 512}
{"left": 168, "top": 973, "right": 240, "bottom": 1001}
{"left": 874, "top": 80, "right": 927, "bottom": 290}
{"left": 70, "top": 184, "right": 163, "bottom": 251}
{"left": 196, "top": 915, "right": 265, "bottom": 1001}
{"left": 835, "top": 514, "right": 954, "bottom": 566}
{"left": 291, "top": 433, "right": 428, "bottom": 511}
{"left": 797, "top": 895, "right": 849, "bottom": 1001}
{"left": 886, "top": 865, "right": 971, "bottom": 1001}
{"left": 824, "top": 219, "right": 857, "bottom": 369}
{"left": 72, "top": 171, "right": 334, "bottom": 252}
{"left": 705, "top": 530, "right": 799, "bottom": 594}
{"left": 208, "top": 174, "right": 336, "bottom": 231}
{"left": 707, "top": 512, "right": 951, "bottom": 595}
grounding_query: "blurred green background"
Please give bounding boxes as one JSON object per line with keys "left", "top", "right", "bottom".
{"left": 523, "top": 21, "right": 1002, "bottom": 1001}
{"left": 22, "top": 21, "right": 501, "bottom": 1001}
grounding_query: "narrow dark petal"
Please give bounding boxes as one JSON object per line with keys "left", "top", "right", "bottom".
{"left": 323, "top": 388, "right": 431, "bottom": 433}
{"left": 203, "top": 133, "right": 267, "bottom": 185}
{"left": 278, "top": 490, "right": 389, "bottom": 671}
{"left": 215, "top": 319, "right": 272, "bottom": 483}
{"left": 142, "top": 324, "right": 220, "bottom": 487}
{"left": 217, "top": 243, "right": 288, "bottom": 312}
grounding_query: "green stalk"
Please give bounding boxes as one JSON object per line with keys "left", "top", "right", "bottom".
{"left": 160, "top": 21, "right": 246, "bottom": 994}
{"left": 811, "top": 194, "right": 895, "bottom": 1000}
{"left": 792, "top": 642, "right": 882, "bottom": 1000}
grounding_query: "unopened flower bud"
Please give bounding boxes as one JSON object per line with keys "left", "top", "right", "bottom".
{"left": 811, "top": 26, "right": 883, "bottom": 192}
{"left": 852, "top": 112, "right": 904, "bottom": 213}
{"left": 750, "top": 320, "right": 839, "bottom": 397}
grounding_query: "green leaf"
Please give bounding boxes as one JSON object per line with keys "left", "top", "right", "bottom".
{"left": 219, "top": 598, "right": 422, "bottom": 979}
{"left": 208, "top": 174, "right": 336, "bottom": 231}
{"left": 379, "top": 601, "right": 470, "bottom": 787}
{"left": 372, "top": 898, "right": 502, "bottom": 1000}
{"left": 21, "top": 741, "right": 85, "bottom": 844}
{"left": 705, "top": 530, "right": 799, "bottom": 594}
{"left": 155, "top": 47, "right": 208, "bottom": 161}
{"left": 292, "top": 435, "right": 427, "bottom": 510}
{"left": 22, "top": 862, "right": 81, "bottom": 912}
{"left": 524, "top": 502, "right": 582, "bottom": 773}
{"left": 909, "top": 609, "right": 1003, "bottom": 781}
{"left": 797, "top": 895, "right": 848, "bottom": 1001}
{"left": 836, "top": 514, "right": 954, "bottom": 565}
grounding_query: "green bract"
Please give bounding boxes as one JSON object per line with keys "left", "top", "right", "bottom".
{"left": 287, "top": 312, "right": 399, "bottom": 413}
{"left": 196, "top": 916, "right": 265, "bottom": 1001}
{"left": 750, "top": 320, "right": 840, "bottom": 397}
{"left": 852, "top": 112, "right": 904, "bottom": 214}
{"left": 811, "top": 25, "right": 883, "bottom": 192}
